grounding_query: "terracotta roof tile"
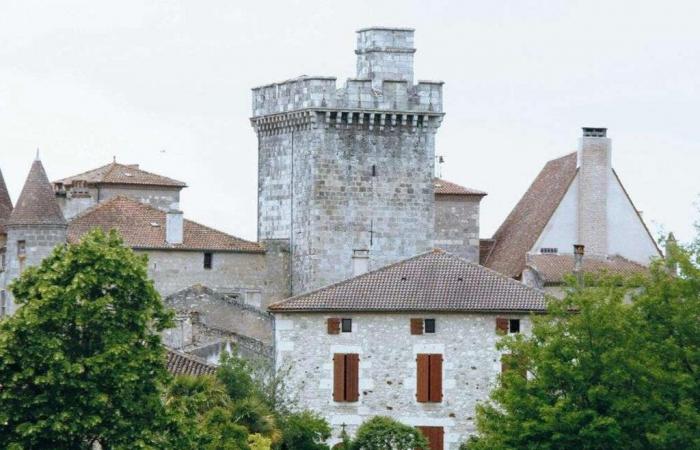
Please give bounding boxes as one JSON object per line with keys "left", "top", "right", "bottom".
{"left": 434, "top": 178, "right": 487, "bottom": 196}
{"left": 0, "top": 168, "right": 13, "bottom": 233}
{"left": 529, "top": 254, "right": 648, "bottom": 285}
{"left": 67, "top": 197, "right": 263, "bottom": 253}
{"left": 166, "top": 349, "right": 216, "bottom": 376}
{"left": 485, "top": 153, "right": 578, "bottom": 278}
{"left": 269, "top": 249, "right": 545, "bottom": 313}
{"left": 56, "top": 162, "right": 186, "bottom": 188}
{"left": 8, "top": 159, "right": 66, "bottom": 227}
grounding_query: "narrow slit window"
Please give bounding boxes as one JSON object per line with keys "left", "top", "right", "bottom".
{"left": 203, "top": 252, "right": 213, "bottom": 270}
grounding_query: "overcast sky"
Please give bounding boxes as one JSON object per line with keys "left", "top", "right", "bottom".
{"left": 1, "top": 0, "right": 698, "bottom": 244}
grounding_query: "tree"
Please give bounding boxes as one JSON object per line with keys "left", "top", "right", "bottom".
{"left": 276, "top": 410, "right": 331, "bottom": 450}
{"left": 0, "top": 229, "right": 183, "bottom": 449}
{"left": 466, "top": 236, "right": 700, "bottom": 450}
{"left": 351, "top": 416, "right": 428, "bottom": 450}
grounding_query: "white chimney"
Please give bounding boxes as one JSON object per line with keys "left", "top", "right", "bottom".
{"left": 352, "top": 249, "right": 370, "bottom": 276}
{"left": 577, "top": 127, "right": 611, "bottom": 257}
{"left": 166, "top": 210, "right": 184, "bottom": 245}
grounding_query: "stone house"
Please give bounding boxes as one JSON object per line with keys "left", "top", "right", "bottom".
{"left": 269, "top": 250, "right": 546, "bottom": 449}
{"left": 482, "top": 128, "right": 661, "bottom": 296}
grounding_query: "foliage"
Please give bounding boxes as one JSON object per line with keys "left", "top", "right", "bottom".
{"left": 0, "top": 229, "right": 183, "bottom": 449}
{"left": 276, "top": 410, "right": 331, "bottom": 450}
{"left": 248, "top": 433, "right": 272, "bottom": 450}
{"left": 466, "top": 236, "right": 700, "bottom": 450}
{"left": 351, "top": 416, "right": 429, "bottom": 450}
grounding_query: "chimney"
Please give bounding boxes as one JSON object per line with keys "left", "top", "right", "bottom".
{"left": 573, "top": 244, "right": 585, "bottom": 287}
{"left": 355, "top": 27, "right": 415, "bottom": 89}
{"left": 577, "top": 127, "right": 611, "bottom": 257}
{"left": 166, "top": 210, "right": 183, "bottom": 245}
{"left": 352, "top": 249, "right": 370, "bottom": 276}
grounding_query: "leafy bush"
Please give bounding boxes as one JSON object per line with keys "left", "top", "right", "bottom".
{"left": 351, "top": 416, "right": 428, "bottom": 450}
{"left": 277, "top": 410, "right": 331, "bottom": 450}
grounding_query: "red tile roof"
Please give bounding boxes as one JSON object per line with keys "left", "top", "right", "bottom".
{"left": 529, "top": 254, "right": 648, "bottom": 285}
{"left": 433, "top": 178, "right": 487, "bottom": 196}
{"left": 484, "top": 153, "right": 578, "bottom": 278}
{"left": 269, "top": 249, "right": 545, "bottom": 313}
{"left": 8, "top": 159, "right": 66, "bottom": 227}
{"left": 0, "top": 168, "right": 13, "bottom": 233}
{"left": 56, "top": 162, "right": 186, "bottom": 188}
{"left": 67, "top": 197, "right": 263, "bottom": 253}
{"left": 166, "top": 349, "right": 216, "bottom": 376}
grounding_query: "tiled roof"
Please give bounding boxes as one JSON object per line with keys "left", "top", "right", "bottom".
{"left": 485, "top": 153, "right": 578, "bottom": 278}
{"left": 0, "top": 168, "right": 13, "bottom": 233}
{"left": 56, "top": 162, "right": 186, "bottom": 188}
{"left": 67, "top": 197, "right": 264, "bottom": 253}
{"left": 529, "top": 254, "right": 648, "bottom": 285}
{"left": 434, "top": 178, "right": 487, "bottom": 196}
{"left": 269, "top": 249, "right": 546, "bottom": 313}
{"left": 166, "top": 349, "right": 216, "bottom": 376}
{"left": 8, "top": 159, "right": 67, "bottom": 227}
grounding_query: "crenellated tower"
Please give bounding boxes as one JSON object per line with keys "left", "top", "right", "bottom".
{"left": 251, "top": 27, "right": 444, "bottom": 294}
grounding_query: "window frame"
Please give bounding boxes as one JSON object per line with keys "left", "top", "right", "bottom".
{"left": 424, "top": 318, "right": 436, "bottom": 334}
{"left": 341, "top": 318, "right": 352, "bottom": 333}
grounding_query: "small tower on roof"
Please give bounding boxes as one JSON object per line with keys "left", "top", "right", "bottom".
{"left": 3, "top": 156, "right": 67, "bottom": 316}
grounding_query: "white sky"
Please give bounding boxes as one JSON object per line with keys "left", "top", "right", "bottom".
{"left": 0, "top": 0, "right": 698, "bottom": 244}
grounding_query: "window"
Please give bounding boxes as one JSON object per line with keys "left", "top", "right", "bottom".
{"left": 540, "top": 247, "right": 558, "bottom": 254}
{"left": 17, "top": 240, "right": 26, "bottom": 258}
{"left": 496, "top": 318, "right": 520, "bottom": 334}
{"left": 327, "top": 318, "right": 341, "bottom": 334}
{"left": 341, "top": 318, "right": 352, "bottom": 333}
{"left": 0, "top": 248, "right": 5, "bottom": 271}
{"left": 333, "top": 353, "right": 359, "bottom": 402}
{"left": 417, "top": 426, "right": 444, "bottom": 450}
{"left": 416, "top": 354, "right": 443, "bottom": 403}
{"left": 0, "top": 290, "right": 6, "bottom": 317}
{"left": 410, "top": 318, "right": 436, "bottom": 335}
{"left": 203, "top": 252, "right": 213, "bottom": 270}
{"left": 424, "top": 319, "right": 436, "bottom": 334}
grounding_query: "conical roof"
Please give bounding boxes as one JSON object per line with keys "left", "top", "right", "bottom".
{"left": 0, "top": 168, "right": 13, "bottom": 233}
{"left": 7, "top": 159, "right": 66, "bottom": 226}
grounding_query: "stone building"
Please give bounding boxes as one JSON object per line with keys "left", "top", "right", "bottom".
{"left": 270, "top": 250, "right": 546, "bottom": 449}
{"left": 482, "top": 128, "right": 661, "bottom": 296}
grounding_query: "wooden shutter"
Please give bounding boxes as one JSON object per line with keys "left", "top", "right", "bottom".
{"left": 418, "top": 426, "right": 444, "bottom": 450}
{"left": 345, "top": 354, "right": 359, "bottom": 402}
{"left": 416, "top": 354, "right": 430, "bottom": 402}
{"left": 496, "top": 317, "right": 509, "bottom": 335}
{"left": 410, "top": 318, "right": 424, "bottom": 335}
{"left": 333, "top": 353, "right": 345, "bottom": 401}
{"left": 428, "top": 354, "right": 443, "bottom": 402}
{"left": 327, "top": 318, "right": 341, "bottom": 335}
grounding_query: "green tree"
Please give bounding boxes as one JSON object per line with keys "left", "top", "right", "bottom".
{"left": 0, "top": 229, "right": 183, "bottom": 449}
{"left": 351, "top": 416, "right": 428, "bottom": 450}
{"left": 467, "top": 237, "right": 700, "bottom": 450}
{"left": 276, "top": 410, "right": 331, "bottom": 450}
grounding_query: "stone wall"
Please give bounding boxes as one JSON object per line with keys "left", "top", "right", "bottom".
{"left": 274, "top": 312, "right": 532, "bottom": 448}
{"left": 58, "top": 184, "right": 181, "bottom": 219}
{"left": 434, "top": 196, "right": 481, "bottom": 262}
{"left": 3, "top": 225, "right": 67, "bottom": 314}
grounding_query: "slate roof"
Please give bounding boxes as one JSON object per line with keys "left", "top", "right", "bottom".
{"left": 67, "top": 196, "right": 264, "bottom": 253}
{"left": 7, "top": 159, "right": 67, "bottom": 227}
{"left": 529, "top": 254, "right": 648, "bottom": 285}
{"left": 55, "top": 161, "right": 186, "bottom": 188}
{"left": 484, "top": 153, "right": 578, "bottom": 278}
{"left": 0, "top": 168, "right": 13, "bottom": 233}
{"left": 166, "top": 349, "right": 216, "bottom": 376}
{"left": 269, "top": 249, "right": 546, "bottom": 313}
{"left": 434, "top": 178, "right": 487, "bottom": 196}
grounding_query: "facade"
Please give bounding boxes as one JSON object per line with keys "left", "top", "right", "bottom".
{"left": 483, "top": 127, "right": 661, "bottom": 294}
{"left": 270, "top": 250, "right": 546, "bottom": 449}
{"left": 251, "top": 27, "right": 447, "bottom": 295}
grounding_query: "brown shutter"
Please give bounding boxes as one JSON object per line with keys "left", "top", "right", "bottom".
{"left": 328, "top": 318, "right": 341, "bottom": 335}
{"left": 345, "top": 354, "right": 360, "bottom": 402}
{"left": 416, "top": 354, "right": 430, "bottom": 402}
{"left": 496, "top": 317, "right": 509, "bottom": 335}
{"left": 429, "top": 354, "right": 443, "bottom": 402}
{"left": 333, "top": 353, "right": 345, "bottom": 401}
{"left": 410, "top": 318, "right": 424, "bottom": 335}
{"left": 417, "top": 426, "right": 444, "bottom": 450}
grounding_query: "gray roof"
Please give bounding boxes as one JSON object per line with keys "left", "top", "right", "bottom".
{"left": 8, "top": 159, "right": 66, "bottom": 227}
{"left": 269, "top": 249, "right": 546, "bottom": 313}
{"left": 0, "top": 168, "right": 13, "bottom": 233}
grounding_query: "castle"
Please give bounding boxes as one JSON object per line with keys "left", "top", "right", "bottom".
{"left": 0, "top": 27, "right": 666, "bottom": 449}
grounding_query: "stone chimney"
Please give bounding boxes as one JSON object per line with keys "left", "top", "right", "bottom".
{"left": 352, "top": 249, "right": 370, "bottom": 276}
{"left": 356, "top": 27, "right": 415, "bottom": 89}
{"left": 573, "top": 244, "right": 585, "bottom": 287}
{"left": 577, "top": 127, "right": 611, "bottom": 257}
{"left": 166, "top": 210, "right": 183, "bottom": 245}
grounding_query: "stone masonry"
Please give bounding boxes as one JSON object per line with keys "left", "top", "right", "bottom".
{"left": 434, "top": 196, "right": 481, "bottom": 262}
{"left": 252, "top": 27, "right": 444, "bottom": 294}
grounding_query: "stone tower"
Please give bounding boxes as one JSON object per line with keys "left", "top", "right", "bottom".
{"left": 251, "top": 27, "right": 444, "bottom": 294}
{"left": 3, "top": 157, "right": 67, "bottom": 315}
{"left": 0, "top": 168, "right": 13, "bottom": 317}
